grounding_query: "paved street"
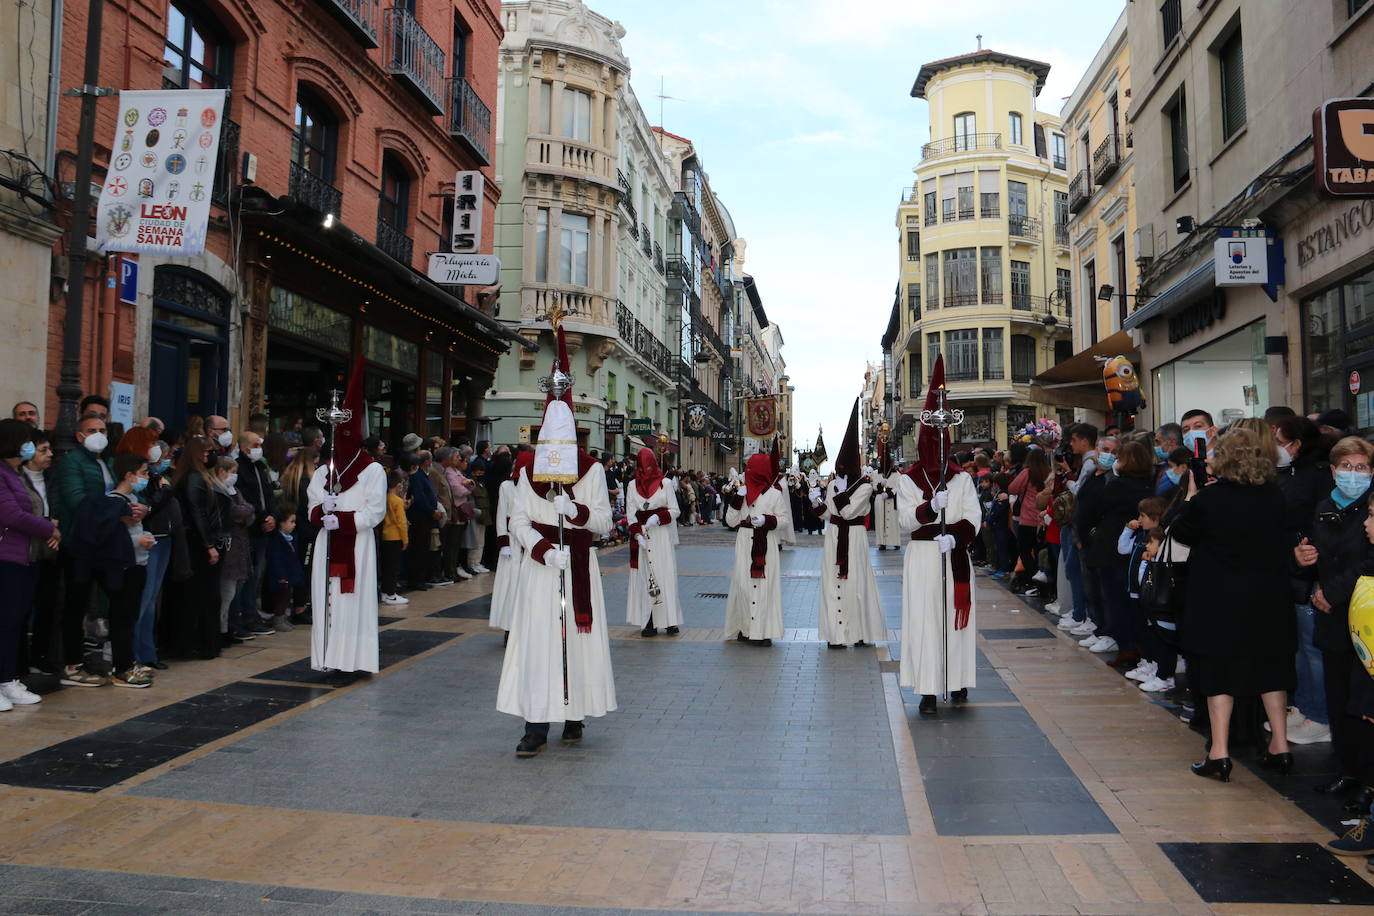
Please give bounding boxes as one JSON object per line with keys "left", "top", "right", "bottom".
{"left": 1, "top": 525, "right": 1372, "bottom": 914}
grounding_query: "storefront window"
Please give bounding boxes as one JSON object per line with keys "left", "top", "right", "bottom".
{"left": 1153, "top": 321, "right": 1267, "bottom": 427}
{"left": 1304, "top": 268, "right": 1374, "bottom": 428}
{"left": 1305, "top": 287, "right": 1343, "bottom": 417}
{"left": 363, "top": 326, "right": 419, "bottom": 376}
{"left": 268, "top": 286, "right": 351, "bottom": 352}
{"left": 424, "top": 353, "right": 445, "bottom": 439}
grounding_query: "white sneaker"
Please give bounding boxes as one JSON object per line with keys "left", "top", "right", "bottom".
{"left": 380, "top": 594, "right": 405, "bottom": 606}
{"left": 454, "top": 568, "right": 473, "bottom": 581}
{"left": 0, "top": 692, "right": 10, "bottom": 711}
{"left": 392, "top": 593, "right": 410, "bottom": 605}
{"left": 1043, "top": 600, "right": 1061, "bottom": 615}
{"left": 1138, "top": 676, "right": 1175, "bottom": 693}
{"left": 1071, "top": 621, "right": 1097, "bottom": 637}
{"left": 1090, "top": 636, "right": 1119, "bottom": 653}
{"left": 1077, "top": 633, "right": 1100, "bottom": 647}
{"left": 472, "top": 565, "right": 491, "bottom": 574}
{"left": 1125, "top": 661, "right": 1158, "bottom": 682}
{"left": 1288, "top": 719, "right": 1333, "bottom": 745}
{"left": 1057, "top": 614, "right": 1080, "bottom": 630}
{"left": 0, "top": 680, "right": 40, "bottom": 705}
{"left": 1032, "top": 570, "right": 1049, "bottom": 584}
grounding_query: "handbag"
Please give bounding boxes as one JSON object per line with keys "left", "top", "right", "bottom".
{"left": 1139, "top": 529, "right": 1187, "bottom": 646}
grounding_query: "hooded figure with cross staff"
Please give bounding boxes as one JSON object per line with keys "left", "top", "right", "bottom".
{"left": 498, "top": 320, "right": 616, "bottom": 758}
{"left": 818, "top": 398, "right": 885, "bottom": 649}
{"left": 896, "top": 355, "right": 982, "bottom": 714}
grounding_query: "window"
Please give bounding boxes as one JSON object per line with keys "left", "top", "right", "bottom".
{"left": 452, "top": 14, "right": 469, "bottom": 78}
{"left": 378, "top": 154, "right": 410, "bottom": 229}
{"left": 1011, "top": 335, "right": 1036, "bottom": 382}
{"left": 906, "top": 231, "right": 920, "bottom": 261}
{"left": 926, "top": 253, "right": 939, "bottom": 310}
{"left": 562, "top": 88, "right": 592, "bottom": 142}
{"left": 980, "top": 191, "right": 999, "bottom": 218}
{"left": 982, "top": 328, "right": 1004, "bottom": 380}
{"left": 537, "top": 81, "right": 552, "bottom": 133}
{"left": 1166, "top": 88, "right": 1190, "bottom": 191}
{"left": 292, "top": 91, "right": 337, "bottom": 181}
{"left": 1161, "top": 0, "right": 1182, "bottom": 47}
{"left": 559, "top": 212, "right": 590, "bottom": 285}
{"left": 1009, "top": 112, "right": 1023, "bottom": 146}
{"left": 1055, "top": 340, "right": 1073, "bottom": 365}
{"left": 1052, "top": 133, "right": 1067, "bottom": 170}
{"left": 943, "top": 248, "right": 977, "bottom": 307}
{"left": 907, "top": 282, "right": 921, "bottom": 317}
{"left": 908, "top": 353, "right": 922, "bottom": 398}
{"left": 942, "top": 197, "right": 955, "bottom": 222}
{"left": 946, "top": 330, "right": 978, "bottom": 381}
{"left": 1010, "top": 260, "right": 1031, "bottom": 310}
{"left": 1114, "top": 235, "right": 1129, "bottom": 326}
{"left": 927, "top": 332, "right": 941, "bottom": 372}
{"left": 1054, "top": 191, "right": 1069, "bottom": 244}
{"left": 164, "top": 2, "right": 231, "bottom": 90}
{"left": 953, "top": 112, "right": 976, "bottom": 150}
{"left": 1218, "top": 28, "right": 1247, "bottom": 140}
{"left": 534, "top": 208, "right": 549, "bottom": 282}
{"left": 1352, "top": 0, "right": 1372, "bottom": 16}
{"left": 626, "top": 384, "right": 635, "bottom": 415}
{"left": 1084, "top": 260, "right": 1098, "bottom": 342}
{"left": 980, "top": 247, "right": 1003, "bottom": 304}
{"left": 1056, "top": 268, "right": 1073, "bottom": 317}
{"left": 1034, "top": 123, "right": 1047, "bottom": 158}
{"left": 923, "top": 191, "right": 937, "bottom": 226}
{"left": 957, "top": 184, "right": 974, "bottom": 220}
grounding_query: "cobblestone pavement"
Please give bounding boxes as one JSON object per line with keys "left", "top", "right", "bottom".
{"left": 0, "top": 525, "right": 1370, "bottom": 914}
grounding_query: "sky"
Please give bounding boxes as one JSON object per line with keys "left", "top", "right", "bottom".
{"left": 585, "top": 0, "right": 1127, "bottom": 464}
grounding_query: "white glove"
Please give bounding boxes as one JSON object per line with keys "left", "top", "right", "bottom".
{"left": 644, "top": 514, "right": 661, "bottom": 528}
{"left": 808, "top": 487, "right": 822, "bottom": 503}
{"left": 636, "top": 534, "right": 648, "bottom": 548}
{"left": 751, "top": 514, "right": 766, "bottom": 528}
{"left": 499, "top": 546, "right": 512, "bottom": 559}
{"left": 862, "top": 465, "right": 874, "bottom": 478}
{"left": 553, "top": 493, "right": 574, "bottom": 517}
{"left": 547, "top": 547, "right": 570, "bottom": 569}
{"left": 322, "top": 494, "right": 337, "bottom": 513}
{"left": 321, "top": 513, "right": 340, "bottom": 531}
{"left": 833, "top": 476, "right": 847, "bottom": 492}
{"left": 930, "top": 490, "right": 949, "bottom": 512}
{"left": 934, "top": 533, "right": 956, "bottom": 553}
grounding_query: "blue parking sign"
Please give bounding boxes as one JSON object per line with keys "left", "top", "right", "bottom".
{"left": 119, "top": 257, "right": 138, "bottom": 304}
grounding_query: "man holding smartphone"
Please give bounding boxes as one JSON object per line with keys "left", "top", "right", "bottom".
{"left": 1181, "top": 409, "right": 1217, "bottom": 490}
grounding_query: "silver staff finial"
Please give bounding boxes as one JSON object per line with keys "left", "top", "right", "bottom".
{"left": 316, "top": 388, "right": 352, "bottom": 427}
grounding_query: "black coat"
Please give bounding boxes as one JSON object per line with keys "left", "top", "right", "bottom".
{"left": 1278, "top": 448, "right": 1332, "bottom": 601}
{"left": 1297, "top": 491, "right": 1374, "bottom": 652}
{"left": 1170, "top": 479, "right": 1295, "bottom": 660}
{"left": 1083, "top": 472, "right": 1153, "bottom": 569}
{"left": 236, "top": 455, "right": 277, "bottom": 537}
{"left": 1072, "top": 470, "right": 1108, "bottom": 549}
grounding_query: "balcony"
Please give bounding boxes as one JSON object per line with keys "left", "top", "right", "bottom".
{"left": 693, "top": 311, "right": 728, "bottom": 358}
{"left": 665, "top": 253, "right": 690, "bottom": 291}
{"left": 924, "top": 211, "right": 937, "bottom": 227}
{"left": 289, "top": 161, "right": 342, "bottom": 216}
{"left": 376, "top": 217, "right": 413, "bottom": 265}
{"left": 641, "top": 225, "right": 652, "bottom": 257}
{"left": 1010, "top": 294, "right": 1073, "bottom": 326}
{"left": 1054, "top": 225, "right": 1070, "bottom": 247}
{"left": 316, "top": 0, "right": 379, "bottom": 47}
{"left": 616, "top": 169, "right": 637, "bottom": 222}
{"left": 942, "top": 292, "right": 978, "bottom": 308}
{"left": 626, "top": 219, "right": 638, "bottom": 240}
{"left": 523, "top": 284, "right": 609, "bottom": 327}
{"left": 1008, "top": 215, "right": 1041, "bottom": 243}
{"left": 1068, "top": 170, "right": 1091, "bottom": 213}
{"left": 384, "top": 6, "right": 446, "bottom": 115}
{"left": 653, "top": 242, "right": 664, "bottom": 275}
{"left": 921, "top": 132, "right": 1001, "bottom": 160}
{"left": 672, "top": 190, "right": 701, "bottom": 241}
{"left": 615, "top": 300, "right": 674, "bottom": 379}
{"left": 447, "top": 76, "right": 492, "bottom": 164}
{"left": 1093, "top": 134, "right": 1121, "bottom": 184}
{"left": 211, "top": 117, "right": 239, "bottom": 208}
{"left": 530, "top": 136, "right": 612, "bottom": 185}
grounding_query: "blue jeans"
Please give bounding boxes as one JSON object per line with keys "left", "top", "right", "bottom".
{"left": 232, "top": 538, "right": 269, "bottom": 630}
{"left": 1060, "top": 529, "right": 1087, "bottom": 622}
{"left": 134, "top": 538, "right": 171, "bottom": 663}
{"left": 1294, "top": 603, "right": 1327, "bottom": 724}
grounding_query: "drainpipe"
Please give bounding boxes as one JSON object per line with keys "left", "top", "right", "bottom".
{"left": 44, "top": 0, "right": 63, "bottom": 188}
{"left": 97, "top": 255, "right": 116, "bottom": 397}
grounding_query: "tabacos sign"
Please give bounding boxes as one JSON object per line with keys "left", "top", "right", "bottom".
{"left": 1314, "top": 99, "right": 1374, "bottom": 197}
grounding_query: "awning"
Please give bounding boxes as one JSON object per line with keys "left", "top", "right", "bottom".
{"left": 1122, "top": 259, "right": 1215, "bottom": 330}
{"left": 1030, "top": 330, "right": 1138, "bottom": 412}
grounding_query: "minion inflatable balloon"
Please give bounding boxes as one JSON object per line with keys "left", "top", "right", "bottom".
{"left": 1103, "top": 355, "right": 1146, "bottom": 413}
{"left": 1349, "top": 576, "right": 1374, "bottom": 678}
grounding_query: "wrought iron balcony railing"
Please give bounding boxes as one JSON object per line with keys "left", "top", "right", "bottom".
{"left": 317, "top": 0, "right": 379, "bottom": 47}
{"left": 1055, "top": 225, "right": 1070, "bottom": 247}
{"left": 922, "top": 132, "right": 1001, "bottom": 160}
{"left": 641, "top": 225, "right": 652, "bottom": 257}
{"left": 1093, "top": 134, "right": 1121, "bottom": 184}
{"left": 376, "top": 217, "right": 413, "bottom": 265}
{"left": 289, "top": 161, "right": 342, "bottom": 216}
{"left": 653, "top": 242, "right": 664, "bottom": 274}
{"left": 942, "top": 292, "right": 979, "bottom": 308}
{"left": 1068, "top": 169, "right": 1091, "bottom": 213}
{"left": 447, "top": 76, "right": 491, "bottom": 164}
{"left": 1008, "top": 215, "right": 1041, "bottom": 242}
{"left": 665, "top": 253, "right": 691, "bottom": 290}
{"left": 616, "top": 300, "right": 674, "bottom": 378}
{"left": 211, "top": 118, "right": 239, "bottom": 208}
{"left": 384, "top": 6, "right": 446, "bottom": 115}
{"left": 616, "top": 169, "right": 637, "bottom": 222}
{"left": 627, "top": 219, "right": 638, "bottom": 241}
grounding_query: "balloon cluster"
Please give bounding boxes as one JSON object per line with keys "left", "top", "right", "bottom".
{"left": 1013, "top": 418, "right": 1063, "bottom": 448}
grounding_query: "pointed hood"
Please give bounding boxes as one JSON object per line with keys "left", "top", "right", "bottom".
{"left": 534, "top": 399, "right": 579, "bottom": 486}
{"left": 511, "top": 449, "right": 533, "bottom": 481}
{"left": 769, "top": 437, "right": 781, "bottom": 481}
{"left": 330, "top": 355, "right": 372, "bottom": 491}
{"left": 832, "top": 398, "right": 861, "bottom": 480}
{"left": 635, "top": 447, "right": 664, "bottom": 498}
{"left": 745, "top": 452, "right": 773, "bottom": 505}
{"left": 544, "top": 324, "right": 574, "bottom": 408}
{"left": 906, "top": 354, "right": 961, "bottom": 490}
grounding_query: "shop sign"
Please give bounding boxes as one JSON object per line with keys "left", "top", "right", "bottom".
{"left": 1167, "top": 293, "right": 1227, "bottom": 344}
{"left": 628, "top": 417, "right": 654, "bottom": 434}
{"left": 605, "top": 414, "right": 625, "bottom": 435}
{"left": 1314, "top": 99, "right": 1374, "bottom": 198}
{"left": 109, "top": 381, "right": 135, "bottom": 427}
{"left": 684, "top": 403, "right": 708, "bottom": 437}
{"left": 528, "top": 400, "right": 591, "bottom": 414}
{"left": 95, "top": 88, "right": 227, "bottom": 256}
{"left": 427, "top": 252, "right": 499, "bottom": 286}
{"left": 1213, "top": 235, "right": 1269, "bottom": 286}
{"left": 451, "top": 170, "right": 484, "bottom": 251}
{"left": 1352, "top": 371, "right": 1362, "bottom": 396}
{"left": 1297, "top": 199, "right": 1374, "bottom": 267}
{"left": 710, "top": 429, "right": 733, "bottom": 442}
{"left": 518, "top": 425, "right": 531, "bottom": 443}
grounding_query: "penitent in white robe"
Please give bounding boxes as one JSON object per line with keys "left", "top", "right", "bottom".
{"left": 723, "top": 486, "right": 787, "bottom": 641}
{"left": 896, "top": 471, "right": 981, "bottom": 695}
{"left": 874, "top": 472, "right": 903, "bottom": 548}
{"left": 489, "top": 478, "right": 520, "bottom": 632}
{"left": 818, "top": 479, "right": 886, "bottom": 645}
{"left": 308, "top": 461, "right": 388, "bottom": 673}
{"left": 625, "top": 481, "right": 683, "bottom": 628}
{"left": 497, "top": 467, "right": 617, "bottom": 723}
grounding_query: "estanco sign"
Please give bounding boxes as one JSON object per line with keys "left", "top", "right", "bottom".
{"left": 1314, "top": 98, "right": 1374, "bottom": 197}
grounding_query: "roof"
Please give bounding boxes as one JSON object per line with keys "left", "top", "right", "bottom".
{"left": 911, "top": 49, "right": 1052, "bottom": 99}
{"left": 651, "top": 126, "right": 692, "bottom": 145}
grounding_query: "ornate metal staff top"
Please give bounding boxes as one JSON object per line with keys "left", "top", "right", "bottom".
{"left": 918, "top": 386, "right": 964, "bottom": 441}
{"left": 537, "top": 366, "right": 575, "bottom": 400}
{"left": 315, "top": 388, "right": 352, "bottom": 432}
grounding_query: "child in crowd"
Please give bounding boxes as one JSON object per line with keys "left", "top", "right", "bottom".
{"left": 986, "top": 473, "right": 1013, "bottom": 579}
{"left": 264, "top": 510, "right": 305, "bottom": 629}
{"left": 1120, "top": 496, "right": 1175, "bottom": 692}
{"left": 379, "top": 469, "right": 410, "bottom": 606}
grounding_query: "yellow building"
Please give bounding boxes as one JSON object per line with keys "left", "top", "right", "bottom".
{"left": 899, "top": 50, "right": 1076, "bottom": 449}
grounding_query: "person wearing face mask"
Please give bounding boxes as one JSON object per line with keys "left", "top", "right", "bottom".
{"left": 18, "top": 429, "right": 62, "bottom": 677}
{"left": 0, "top": 420, "right": 58, "bottom": 709}
{"left": 234, "top": 431, "right": 278, "bottom": 637}
{"left": 210, "top": 455, "right": 257, "bottom": 643}
{"left": 169, "top": 437, "right": 227, "bottom": 659}
{"left": 1153, "top": 423, "right": 1183, "bottom": 493}
{"left": 204, "top": 415, "right": 234, "bottom": 455}
{"left": 1079, "top": 441, "right": 1155, "bottom": 668}
{"left": 1067, "top": 435, "right": 1119, "bottom": 644}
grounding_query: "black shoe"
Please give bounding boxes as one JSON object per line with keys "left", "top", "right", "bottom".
{"left": 1259, "top": 751, "right": 1294, "bottom": 774}
{"left": 665, "top": 626, "right": 680, "bottom": 636}
{"left": 1318, "top": 776, "right": 1360, "bottom": 795}
{"left": 755, "top": 638, "right": 773, "bottom": 647}
{"left": 828, "top": 643, "right": 846, "bottom": 649}
{"left": 1346, "top": 787, "right": 1374, "bottom": 815}
{"left": 919, "top": 694, "right": 937, "bottom": 715}
{"left": 853, "top": 640, "right": 868, "bottom": 647}
{"left": 325, "top": 670, "right": 359, "bottom": 687}
{"left": 951, "top": 688, "right": 968, "bottom": 703}
{"left": 736, "top": 631, "right": 750, "bottom": 643}
{"left": 410, "top": 583, "right": 432, "bottom": 592}
{"left": 516, "top": 735, "right": 546, "bottom": 758}
{"left": 223, "top": 631, "right": 244, "bottom": 646}
{"left": 139, "top": 660, "right": 169, "bottom": 671}
{"left": 562, "top": 721, "right": 584, "bottom": 744}
{"left": 1191, "top": 756, "right": 1233, "bottom": 782}
{"left": 291, "top": 612, "right": 313, "bottom": 625}
{"left": 642, "top": 625, "right": 658, "bottom": 637}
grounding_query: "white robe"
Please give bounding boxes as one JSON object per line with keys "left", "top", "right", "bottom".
{"left": 489, "top": 478, "right": 519, "bottom": 631}
{"left": 818, "top": 479, "right": 885, "bottom": 644}
{"left": 775, "top": 480, "right": 796, "bottom": 545}
{"left": 664, "top": 476, "right": 681, "bottom": 545}
{"left": 896, "top": 471, "right": 981, "bottom": 695}
{"left": 625, "top": 481, "right": 683, "bottom": 628}
{"left": 723, "top": 486, "right": 787, "bottom": 641}
{"left": 307, "top": 461, "right": 388, "bottom": 673}
{"left": 874, "top": 472, "right": 903, "bottom": 548}
{"left": 497, "top": 467, "right": 616, "bottom": 723}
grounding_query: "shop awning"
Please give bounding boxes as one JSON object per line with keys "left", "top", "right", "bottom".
{"left": 1030, "top": 330, "right": 1138, "bottom": 411}
{"left": 1122, "top": 259, "right": 1215, "bottom": 331}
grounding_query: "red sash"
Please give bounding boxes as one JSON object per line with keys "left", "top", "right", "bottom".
{"left": 533, "top": 522, "right": 595, "bottom": 632}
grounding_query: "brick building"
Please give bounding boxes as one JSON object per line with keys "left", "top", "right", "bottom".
{"left": 48, "top": 0, "right": 525, "bottom": 444}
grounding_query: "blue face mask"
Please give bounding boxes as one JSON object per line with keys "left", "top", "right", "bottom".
{"left": 1154, "top": 445, "right": 1168, "bottom": 461}
{"left": 1335, "top": 470, "right": 1372, "bottom": 501}
{"left": 131, "top": 476, "right": 148, "bottom": 494}
{"left": 18, "top": 441, "right": 35, "bottom": 461}
{"left": 1165, "top": 468, "right": 1183, "bottom": 486}
{"left": 1097, "top": 452, "right": 1117, "bottom": 470}
{"left": 1182, "top": 429, "right": 1208, "bottom": 452}
{"left": 155, "top": 459, "right": 171, "bottom": 473}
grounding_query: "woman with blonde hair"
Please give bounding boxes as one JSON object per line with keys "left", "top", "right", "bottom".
{"left": 1171, "top": 428, "right": 1294, "bottom": 781}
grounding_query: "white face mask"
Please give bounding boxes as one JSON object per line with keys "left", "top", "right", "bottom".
{"left": 1276, "top": 443, "right": 1293, "bottom": 468}
{"left": 147, "top": 445, "right": 163, "bottom": 463}
{"left": 224, "top": 472, "right": 238, "bottom": 488}
{"left": 248, "top": 447, "right": 263, "bottom": 462}
{"left": 81, "top": 432, "right": 108, "bottom": 454}
{"left": 216, "top": 431, "right": 233, "bottom": 448}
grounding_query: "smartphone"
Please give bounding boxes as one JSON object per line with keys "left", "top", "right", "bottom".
{"left": 1190, "top": 437, "right": 1209, "bottom": 490}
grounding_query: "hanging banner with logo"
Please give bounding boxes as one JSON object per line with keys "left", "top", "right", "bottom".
{"left": 95, "top": 88, "right": 227, "bottom": 256}
{"left": 604, "top": 414, "right": 625, "bottom": 435}
{"left": 745, "top": 396, "right": 777, "bottom": 438}
{"left": 683, "top": 402, "right": 708, "bottom": 437}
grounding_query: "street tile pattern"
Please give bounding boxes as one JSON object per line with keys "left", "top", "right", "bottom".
{"left": 1159, "top": 841, "right": 1374, "bottom": 905}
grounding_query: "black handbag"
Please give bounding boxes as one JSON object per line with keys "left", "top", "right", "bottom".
{"left": 1139, "top": 530, "right": 1186, "bottom": 646}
